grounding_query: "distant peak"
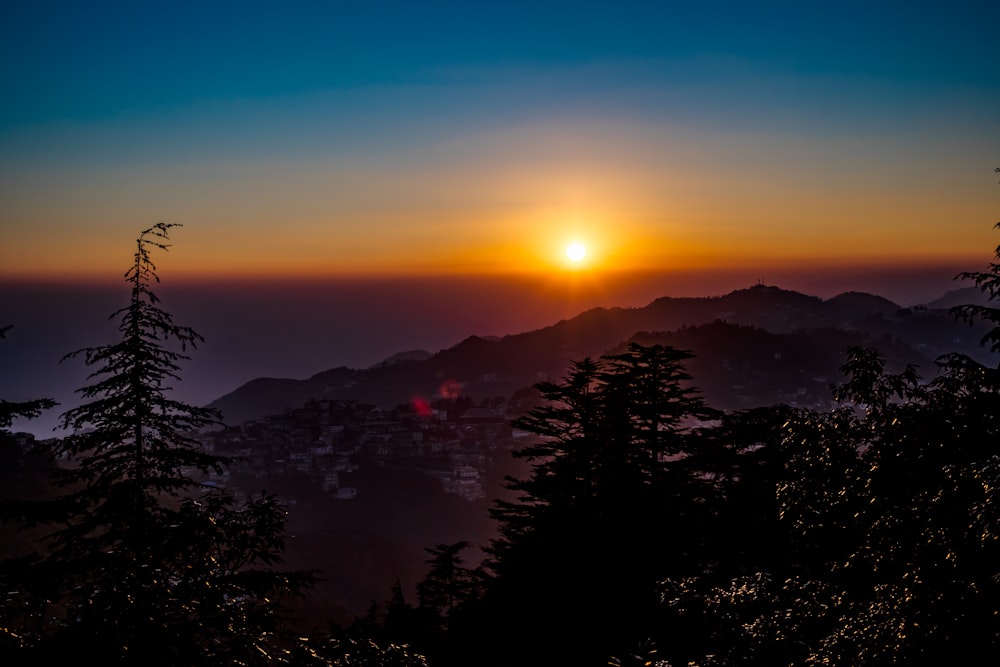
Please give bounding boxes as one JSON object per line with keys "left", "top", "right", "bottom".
{"left": 455, "top": 335, "right": 498, "bottom": 347}
{"left": 826, "top": 291, "right": 900, "bottom": 311}
{"left": 369, "top": 349, "right": 432, "bottom": 369}
{"left": 922, "top": 286, "right": 993, "bottom": 310}
{"left": 728, "top": 284, "right": 812, "bottom": 299}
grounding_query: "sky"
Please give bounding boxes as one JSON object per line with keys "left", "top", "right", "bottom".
{"left": 2, "top": 1, "right": 1000, "bottom": 432}
{"left": 2, "top": 0, "right": 998, "bottom": 281}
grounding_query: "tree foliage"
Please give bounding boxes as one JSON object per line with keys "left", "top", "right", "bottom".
{"left": 952, "top": 221, "right": 1000, "bottom": 357}
{"left": 655, "top": 222, "right": 1000, "bottom": 666}
{"left": 416, "top": 541, "right": 474, "bottom": 617}
{"left": 1, "top": 224, "right": 314, "bottom": 665}
{"left": 446, "top": 343, "right": 721, "bottom": 666}
{"left": 661, "top": 345, "right": 1000, "bottom": 666}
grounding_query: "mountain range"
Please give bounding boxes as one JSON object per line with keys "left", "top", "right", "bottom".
{"left": 208, "top": 284, "right": 996, "bottom": 426}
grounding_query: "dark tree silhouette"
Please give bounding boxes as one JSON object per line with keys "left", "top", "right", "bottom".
{"left": 1, "top": 224, "right": 314, "bottom": 665}
{"left": 658, "top": 221, "right": 1000, "bottom": 666}
{"left": 453, "top": 343, "right": 720, "bottom": 666}
{"left": 417, "top": 541, "right": 473, "bottom": 616}
{"left": 286, "top": 630, "right": 429, "bottom": 667}
{"left": 952, "top": 221, "right": 1000, "bottom": 360}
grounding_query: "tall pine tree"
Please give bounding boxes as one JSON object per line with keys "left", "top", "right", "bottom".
{"left": 1, "top": 224, "right": 313, "bottom": 665}
{"left": 461, "top": 343, "right": 718, "bottom": 666}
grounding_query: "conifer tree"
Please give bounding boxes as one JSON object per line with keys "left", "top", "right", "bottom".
{"left": 416, "top": 541, "right": 473, "bottom": 616}
{"left": 1, "top": 224, "right": 313, "bottom": 665}
{"left": 657, "top": 219, "right": 1000, "bottom": 666}
{"left": 951, "top": 221, "right": 1000, "bottom": 364}
{"left": 469, "top": 343, "right": 718, "bottom": 666}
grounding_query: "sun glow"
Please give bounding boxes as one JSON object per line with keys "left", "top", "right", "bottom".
{"left": 566, "top": 242, "right": 587, "bottom": 263}
{"left": 528, "top": 215, "right": 625, "bottom": 274}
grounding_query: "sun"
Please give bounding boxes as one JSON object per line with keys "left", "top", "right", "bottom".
{"left": 565, "top": 241, "right": 587, "bottom": 263}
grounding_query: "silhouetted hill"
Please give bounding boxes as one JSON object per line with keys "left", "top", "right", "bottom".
{"left": 208, "top": 284, "right": 995, "bottom": 425}
{"left": 922, "top": 285, "right": 994, "bottom": 309}
{"left": 210, "top": 367, "right": 358, "bottom": 425}
{"left": 826, "top": 291, "right": 900, "bottom": 318}
{"left": 621, "top": 322, "right": 931, "bottom": 410}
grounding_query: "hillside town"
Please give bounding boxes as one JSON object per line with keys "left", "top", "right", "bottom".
{"left": 196, "top": 396, "right": 535, "bottom": 502}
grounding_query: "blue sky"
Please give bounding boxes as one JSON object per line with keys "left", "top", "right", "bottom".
{"left": 6, "top": 2, "right": 997, "bottom": 106}
{"left": 6, "top": 1, "right": 997, "bottom": 136}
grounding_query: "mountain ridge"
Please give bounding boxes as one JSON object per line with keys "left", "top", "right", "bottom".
{"left": 208, "top": 284, "right": 993, "bottom": 426}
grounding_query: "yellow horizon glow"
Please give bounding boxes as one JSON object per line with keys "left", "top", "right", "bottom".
{"left": 2, "top": 166, "right": 996, "bottom": 281}
{"left": 1, "top": 240, "right": 989, "bottom": 283}
{"left": 0, "top": 215, "right": 993, "bottom": 280}
{"left": 4, "top": 192, "right": 995, "bottom": 280}
{"left": 1, "top": 110, "right": 997, "bottom": 284}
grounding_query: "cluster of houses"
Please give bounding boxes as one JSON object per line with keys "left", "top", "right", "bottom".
{"left": 197, "top": 397, "right": 531, "bottom": 502}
